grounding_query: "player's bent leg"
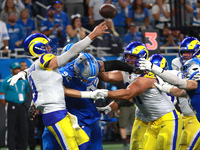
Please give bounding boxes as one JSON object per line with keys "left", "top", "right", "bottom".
{"left": 42, "top": 127, "right": 61, "bottom": 150}
{"left": 130, "top": 117, "right": 148, "bottom": 150}
{"left": 47, "top": 114, "right": 89, "bottom": 150}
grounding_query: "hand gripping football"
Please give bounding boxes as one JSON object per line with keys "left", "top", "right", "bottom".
{"left": 99, "top": 4, "right": 118, "bottom": 19}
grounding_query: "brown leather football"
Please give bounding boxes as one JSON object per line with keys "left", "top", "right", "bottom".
{"left": 99, "top": 4, "right": 118, "bottom": 19}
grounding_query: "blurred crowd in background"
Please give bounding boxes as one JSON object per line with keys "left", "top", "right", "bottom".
{"left": 1, "top": 0, "right": 200, "bottom": 57}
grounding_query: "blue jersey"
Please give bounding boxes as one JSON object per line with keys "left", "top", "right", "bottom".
{"left": 54, "top": 12, "right": 70, "bottom": 38}
{"left": 6, "top": 23, "right": 25, "bottom": 51}
{"left": 59, "top": 61, "right": 101, "bottom": 126}
{"left": 110, "top": 0, "right": 126, "bottom": 26}
{"left": 187, "top": 81, "right": 200, "bottom": 122}
{"left": 16, "top": 18, "right": 36, "bottom": 38}
{"left": 40, "top": 18, "right": 61, "bottom": 47}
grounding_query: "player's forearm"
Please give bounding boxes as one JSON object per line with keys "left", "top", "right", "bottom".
{"left": 57, "top": 36, "right": 92, "bottom": 67}
{"left": 107, "top": 89, "right": 133, "bottom": 101}
{"left": 103, "top": 60, "right": 136, "bottom": 73}
{"left": 156, "top": 70, "right": 187, "bottom": 89}
{"left": 170, "top": 87, "right": 187, "bottom": 98}
{"left": 64, "top": 87, "right": 81, "bottom": 98}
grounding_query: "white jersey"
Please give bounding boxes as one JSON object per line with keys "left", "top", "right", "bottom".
{"left": 171, "top": 58, "right": 195, "bottom": 116}
{"left": 121, "top": 71, "right": 175, "bottom": 122}
{"left": 121, "top": 71, "right": 149, "bottom": 122}
{"left": 171, "top": 57, "right": 182, "bottom": 71}
{"left": 27, "top": 54, "right": 66, "bottom": 114}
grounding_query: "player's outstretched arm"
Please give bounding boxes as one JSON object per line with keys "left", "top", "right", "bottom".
{"left": 100, "top": 60, "right": 140, "bottom": 74}
{"left": 49, "top": 22, "right": 109, "bottom": 69}
{"left": 138, "top": 58, "right": 197, "bottom": 90}
{"left": 64, "top": 86, "right": 108, "bottom": 100}
{"left": 154, "top": 82, "right": 187, "bottom": 97}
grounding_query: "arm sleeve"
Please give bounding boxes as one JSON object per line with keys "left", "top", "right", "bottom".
{"left": 57, "top": 36, "right": 92, "bottom": 67}
{"left": 104, "top": 60, "right": 136, "bottom": 74}
{"left": 158, "top": 70, "right": 187, "bottom": 89}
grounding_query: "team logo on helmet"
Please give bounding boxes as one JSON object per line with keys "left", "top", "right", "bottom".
{"left": 23, "top": 33, "right": 57, "bottom": 58}
{"left": 149, "top": 54, "right": 168, "bottom": 70}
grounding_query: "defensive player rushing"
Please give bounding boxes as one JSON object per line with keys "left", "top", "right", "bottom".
{"left": 89, "top": 42, "right": 183, "bottom": 150}
{"left": 97, "top": 53, "right": 170, "bottom": 150}
{"left": 42, "top": 49, "right": 138, "bottom": 150}
{"left": 8, "top": 21, "right": 109, "bottom": 150}
{"left": 170, "top": 37, "right": 200, "bottom": 150}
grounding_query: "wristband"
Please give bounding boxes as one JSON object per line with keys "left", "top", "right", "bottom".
{"left": 81, "top": 91, "right": 92, "bottom": 98}
{"left": 5, "top": 46, "right": 9, "bottom": 49}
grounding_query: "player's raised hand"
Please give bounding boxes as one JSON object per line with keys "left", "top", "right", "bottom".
{"left": 7, "top": 71, "right": 26, "bottom": 86}
{"left": 89, "top": 21, "right": 109, "bottom": 40}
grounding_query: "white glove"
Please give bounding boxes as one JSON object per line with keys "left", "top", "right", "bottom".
{"left": 154, "top": 82, "right": 173, "bottom": 93}
{"left": 81, "top": 89, "right": 108, "bottom": 100}
{"left": 96, "top": 105, "right": 112, "bottom": 116}
{"left": 138, "top": 58, "right": 152, "bottom": 71}
{"left": 138, "top": 58, "right": 164, "bottom": 75}
{"left": 7, "top": 71, "right": 26, "bottom": 86}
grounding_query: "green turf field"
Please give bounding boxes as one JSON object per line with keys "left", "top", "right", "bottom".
{"left": 0, "top": 143, "right": 130, "bottom": 150}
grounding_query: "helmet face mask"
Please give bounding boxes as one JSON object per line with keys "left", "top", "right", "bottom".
{"left": 123, "top": 42, "right": 149, "bottom": 67}
{"left": 23, "top": 33, "right": 57, "bottom": 58}
{"left": 181, "top": 58, "right": 200, "bottom": 80}
{"left": 179, "top": 37, "right": 200, "bottom": 64}
{"left": 74, "top": 53, "right": 99, "bottom": 86}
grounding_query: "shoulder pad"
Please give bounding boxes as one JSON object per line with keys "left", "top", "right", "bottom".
{"left": 39, "top": 53, "right": 55, "bottom": 70}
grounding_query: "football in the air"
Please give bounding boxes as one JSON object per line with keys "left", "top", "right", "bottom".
{"left": 99, "top": 4, "right": 118, "bottom": 19}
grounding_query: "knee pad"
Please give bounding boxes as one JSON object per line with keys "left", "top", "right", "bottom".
{"left": 157, "top": 133, "right": 168, "bottom": 150}
{"left": 179, "top": 130, "right": 189, "bottom": 145}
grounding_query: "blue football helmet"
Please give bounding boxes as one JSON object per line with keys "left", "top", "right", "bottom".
{"left": 61, "top": 43, "right": 84, "bottom": 61}
{"left": 181, "top": 58, "right": 200, "bottom": 80}
{"left": 74, "top": 53, "right": 99, "bottom": 85}
{"left": 23, "top": 33, "right": 57, "bottom": 58}
{"left": 123, "top": 42, "right": 149, "bottom": 67}
{"left": 149, "top": 54, "right": 168, "bottom": 70}
{"left": 179, "top": 37, "right": 200, "bottom": 64}
{"left": 61, "top": 43, "right": 75, "bottom": 54}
